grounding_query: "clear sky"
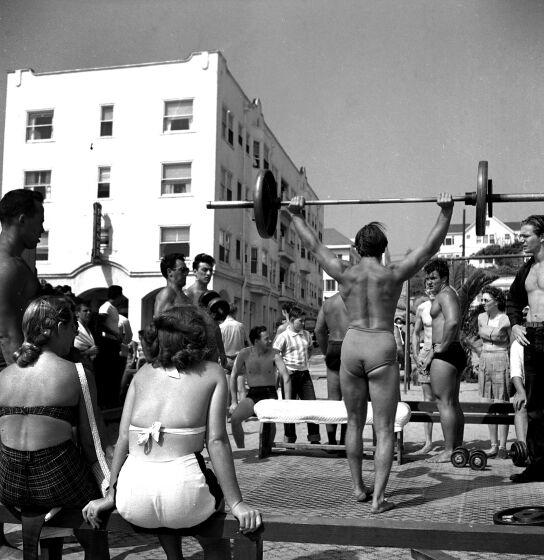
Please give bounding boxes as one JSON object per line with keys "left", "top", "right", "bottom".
{"left": 1, "top": 0, "right": 544, "bottom": 255}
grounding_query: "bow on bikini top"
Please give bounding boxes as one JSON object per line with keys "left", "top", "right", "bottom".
{"left": 0, "top": 405, "right": 78, "bottom": 425}
{"left": 129, "top": 421, "right": 206, "bottom": 448}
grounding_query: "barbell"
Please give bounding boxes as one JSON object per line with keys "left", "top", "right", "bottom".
{"left": 207, "top": 161, "right": 541, "bottom": 239}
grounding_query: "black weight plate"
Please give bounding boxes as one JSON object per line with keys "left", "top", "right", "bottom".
{"left": 494, "top": 506, "right": 544, "bottom": 526}
{"left": 476, "top": 161, "right": 488, "bottom": 236}
{"left": 254, "top": 170, "right": 279, "bottom": 238}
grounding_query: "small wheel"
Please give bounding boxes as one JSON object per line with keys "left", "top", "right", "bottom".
{"left": 469, "top": 450, "right": 488, "bottom": 470}
{"left": 451, "top": 447, "right": 469, "bottom": 468}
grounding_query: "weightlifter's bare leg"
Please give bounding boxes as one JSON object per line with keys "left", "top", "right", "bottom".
{"left": 367, "top": 363, "right": 399, "bottom": 513}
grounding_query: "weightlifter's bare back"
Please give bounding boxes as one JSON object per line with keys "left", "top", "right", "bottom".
{"left": 288, "top": 194, "right": 453, "bottom": 513}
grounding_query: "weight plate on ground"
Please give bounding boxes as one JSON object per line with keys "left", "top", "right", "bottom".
{"left": 254, "top": 170, "right": 279, "bottom": 238}
{"left": 510, "top": 440, "right": 528, "bottom": 467}
{"left": 494, "top": 506, "right": 544, "bottom": 526}
{"left": 469, "top": 450, "right": 487, "bottom": 470}
{"left": 476, "top": 161, "right": 488, "bottom": 236}
{"left": 451, "top": 447, "right": 469, "bottom": 468}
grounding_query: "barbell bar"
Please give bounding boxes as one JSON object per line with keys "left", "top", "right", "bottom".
{"left": 206, "top": 161, "right": 541, "bottom": 239}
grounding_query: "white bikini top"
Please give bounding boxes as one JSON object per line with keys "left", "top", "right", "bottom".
{"left": 129, "top": 421, "right": 206, "bottom": 447}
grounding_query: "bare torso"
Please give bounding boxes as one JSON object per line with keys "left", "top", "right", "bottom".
{"left": 154, "top": 285, "right": 191, "bottom": 315}
{"left": 525, "top": 262, "right": 544, "bottom": 322}
{"left": 127, "top": 361, "right": 221, "bottom": 460}
{"left": 322, "top": 293, "right": 350, "bottom": 340}
{"left": 237, "top": 347, "right": 277, "bottom": 387}
{"left": 184, "top": 283, "right": 206, "bottom": 307}
{"left": 0, "top": 254, "right": 41, "bottom": 364}
{"left": 339, "top": 258, "right": 404, "bottom": 331}
{"left": 430, "top": 287, "right": 461, "bottom": 344}
{"left": 0, "top": 352, "right": 79, "bottom": 450}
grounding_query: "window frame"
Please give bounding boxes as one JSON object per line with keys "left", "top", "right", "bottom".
{"left": 24, "top": 169, "right": 52, "bottom": 200}
{"left": 219, "top": 230, "right": 231, "bottom": 264}
{"left": 99, "top": 104, "right": 114, "bottom": 137}
{"left": 26, "top": 110, "right": 54, "bottom": 142}
{"left": 163, "top": 99, "right": 194, "bottom": 133}
{"left": 159, "top": 225, "right": 190, "bottom": 258}
{"left": 97, "top": 166, "right": 111, "bottom": 198}
{"left": 161, "top": 161, "right": 192, "bottom": 196}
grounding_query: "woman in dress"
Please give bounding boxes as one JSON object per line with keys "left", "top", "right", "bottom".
{"left": 83, "top": 305, "right": 261, "bottom": 560}
{"left": 477, "top": 285, "right": 511, "bottom": 458}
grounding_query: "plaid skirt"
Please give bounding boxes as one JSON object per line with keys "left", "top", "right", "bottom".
{"left": 0, "top": 439, "right": 100, "bottom": 509}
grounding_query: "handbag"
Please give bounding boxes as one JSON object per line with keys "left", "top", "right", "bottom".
{"left": 75, "top": 362, "right": 111, "bottom": 496}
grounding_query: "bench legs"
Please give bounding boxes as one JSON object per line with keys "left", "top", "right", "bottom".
{"left": 258, "top": 423, "right": 273, "bottom": 459}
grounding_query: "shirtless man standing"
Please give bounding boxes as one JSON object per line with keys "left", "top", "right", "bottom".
{"left": 0, "top": 189, "right": 44, "bottom": 544}
{"left": 423, "top": 259, "right": 465, "bottom": 463}
{"left": 508, "top": 215, "right": 544, "bottom": 482}
{"left": 0, "top": 189, "right": 43, "bottom": 367}
{"left": 154, "top": 253, "right": 225, "bottom": 365}
{"left": 228, "top": 326, "right": 291, "bottom": 448}
{"left": 185, "top": 253, "right": 215, "bottom": 306}
{"left": 315, "top": 292, "right": 350, "bottom": 445}
{"left": 288, "top": 194, "right": 453, "bottom": 513}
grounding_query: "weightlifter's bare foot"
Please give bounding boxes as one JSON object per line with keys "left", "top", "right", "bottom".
{"left": 418, "top": 442, "right": 434, "bottom": 454}
{"left": 354, "top": 485, "right": 374, "bottom": 503}
{"left": 371, "top": 500, "right": 395, "bottom": 514}
{"left": 426, "top": 450, "right": 452, "bottom": 463}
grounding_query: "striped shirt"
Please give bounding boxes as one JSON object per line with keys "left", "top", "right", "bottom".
{"left": 273, "top": 327, "right": 312, "bottom": 371}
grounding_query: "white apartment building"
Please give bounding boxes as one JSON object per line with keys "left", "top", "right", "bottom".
{"left": 322, "top": 228, "right": 360, "bottom": 300}
{"left": 437, "top": 215, "right": 520, "bottom": 267}
{"left": 1, "top": 51, "right": 324, "bottom": 331}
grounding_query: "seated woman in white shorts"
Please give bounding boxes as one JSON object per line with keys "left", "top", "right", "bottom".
{"left": 83, "top": 305, "right": 261, "bottom": 559}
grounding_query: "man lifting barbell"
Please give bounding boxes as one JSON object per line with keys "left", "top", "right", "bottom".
{"left": 286, "top": 193, "right": 454, "bottom": 514}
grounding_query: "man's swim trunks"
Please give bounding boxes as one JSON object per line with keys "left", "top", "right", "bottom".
{"left": 246, "top": 385, "right": 277, "bottom": 404}
{"left": 432, "top": 341, "right": 466, "bottom": 373}
{"left": 325, "top": 340, "right": 343, "bottom": 372}
{"left": 340, "top": 327, "right": 397, "bottom": 379}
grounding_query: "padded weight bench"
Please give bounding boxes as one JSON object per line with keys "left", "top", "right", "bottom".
{"left": 254, "top": 399, "right": 411, "bottom": 464}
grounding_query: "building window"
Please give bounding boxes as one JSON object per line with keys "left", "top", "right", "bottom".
{"left": 97, "top": 166, "right": 111, "bottom": 198}
{"left": 250, "top": 247, "right": 258, "bottom": 274}
{"left": 220, "top": 168, "right": 233, "bottom": 200}
{"left": 160, "top": 226, "right": 190, "bottom": 257}
{"left": 489, "top": 234, "right": 495, "bottom": 244}
{"left": 100, "top": 105, "right": 113, "bottom": 137}
{"left": 261, "top": 250, "right": 268, "bottom": 277}
{"left": 163, "top": 99, "right": 193, "bottom": 132}
{"left": 219, "top": 230, "right": 231, "bottom": 263}
{"left": 36, "top": 231, "right": 49, "bottom": 261}
{"left": 236, "top": 239, "right": 241, "bottom": 260}
{"left": 263, "top": 144, "right": 270, "bottom": 170}
{"left": 325, "top": 279, "right": 336, "bottom": 291}
{"left": 483, "top": 235, "right": 489, "bottom": 243}
{"left": 444, "top": 237, "right": 453, "bottom": 246}
{"left": 24, "top": 170, "right": 51, "bottom": 199}
{"left": 505, "top": 234, "right": 511, "bottom": 242}
{"left": 245, "top": 133, "right": 250, "bottom": 155}
{"left": 221, "top": 106, "right": 234, "bottom": 146}
{"left": 238, "top": 124, "right": 244, "bottom": 147}
{"left": 237, "top": 182, "right": 242, "bottom": 201}
{"left": 161, "top": 162, "right": 191, "bottom": 195}
{"left": 26, "top": 110, "right": 53, "bottom": 141}
{"left": 253, "top": 141, "right": 260, "bottom": 168}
